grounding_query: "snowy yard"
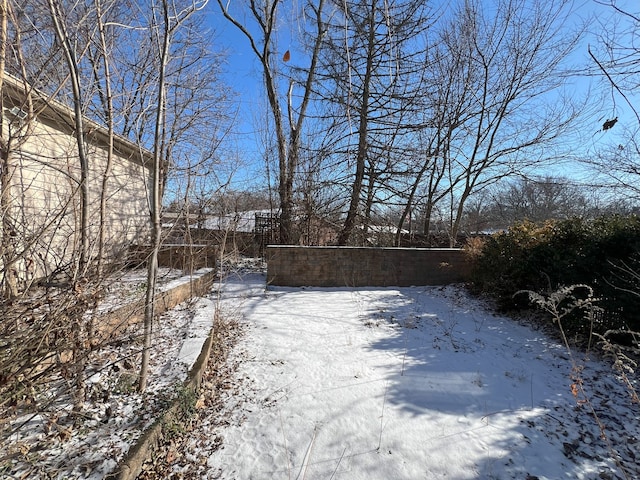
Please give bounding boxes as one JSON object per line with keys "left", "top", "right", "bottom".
{"left": 197, "top": 272, "right": 639, "bottom": 480}
{"left": 2, "top": 267, "right": 638, "bottom": 479}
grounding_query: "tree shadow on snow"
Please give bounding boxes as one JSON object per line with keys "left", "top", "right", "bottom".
{"left": 356, "top": 285, "right": 627, "bottom": 479}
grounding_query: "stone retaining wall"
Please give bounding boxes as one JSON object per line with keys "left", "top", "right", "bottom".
{"left": 95, "top": 268, "right": 216, "bottom": 342}
{"left": 266, "top": 246, "right": 472, "bottom": 287}
{"left": 105, "top": 270, "right": 218, "bottom": 480}
{"left": 129, "top": 244, "right": 218, "bottom": 271}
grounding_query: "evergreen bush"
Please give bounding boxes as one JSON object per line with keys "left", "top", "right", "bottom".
{"left": 471, "top": 215, "right": 640, "bottom": 337}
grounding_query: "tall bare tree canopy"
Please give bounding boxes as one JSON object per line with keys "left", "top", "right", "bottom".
{"left": 412, "top": 0, "right": 582, "bottom": 245}
{"left": 2, "top": 0, "right": 603, "bottom": 254}
{"left": 215, "top": 0, "right": 328, "bottom": 244}
{"left": 306, "top": 0, "right": 430, "bottom": 245}
{"left": 302, "top": 0, "right": 584, "bottom": 245}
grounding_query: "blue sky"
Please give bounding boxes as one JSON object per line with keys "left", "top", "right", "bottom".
{"left": 204, "top": 0, "right": 639, "bottom": 189}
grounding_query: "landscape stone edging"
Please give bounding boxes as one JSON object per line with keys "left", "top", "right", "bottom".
{"left": 106, "top": 327, "right": 215, "bottom": 480}
{"left": 104, "top": 270, "right": 218, "bottom": 480}
{"left": 96, "top": 269, "right": 216, "bottom": 341}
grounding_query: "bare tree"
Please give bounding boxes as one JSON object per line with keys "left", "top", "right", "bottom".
{"left": 137, "top": 0, "right": 215, "bottom": 392}
{"left": 588, "top": 1, "right": 640, "bottom": 128}
{"left": 3, "top": 0, "right": 231, "bottom": 396}
{"left": 313, "top": 0, "right": 430, "bottom": 245}
{"left": 0, "top": 1, "right": 95, "bottom": 411}
{"left": 46, "top": 0, "right": 96, "bottom": 278}
{"left": 0, "top": 0, "right": 18, "bottom": 298}
{"left": 583, "top": 2, "right": 640, "bottom": 201}
{"left": 87, "top": 0, "right": 118, "bottom": 277}
{"left": 402, "top": 0, "right": 583, "bottom": 246}
{"left": 1, "top": 3, "right": 69, "bottom": 298}
{"left": 586, "top": 133, "right": 640, "bottom": 202}
{"left": 480, "top": 176, "right": 591, "bottom": 229}
{"left": 216, "top": 0, "right": 327, "bottom": 244}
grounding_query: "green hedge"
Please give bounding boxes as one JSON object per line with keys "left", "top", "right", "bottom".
{"left": 471, "top": 215, "right": 640, "bottom": 334}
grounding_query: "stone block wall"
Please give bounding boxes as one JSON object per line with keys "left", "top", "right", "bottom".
{"left": 266, "top": 246, "right": 472, "bottom": 287}
{"left": 96, "top": 268, "right": 216, "bottom": 342}
{"left": 129, "top": 244, "right": 218, "bottom": 272}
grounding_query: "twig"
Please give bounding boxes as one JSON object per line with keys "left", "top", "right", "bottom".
{"left": 329, "top": 447, "right": 347, "bottom": 480}
{"left": 297, "top": 425, "right": 318, "bottom": 480}
{"left": 377, "top": 381, "right": 388, "bottom": 451}
{"left": 279, "top": 408, "right": 292, "bottom": 480}
{"left": 588, "top": 45, "right": 640, "bottom": 128}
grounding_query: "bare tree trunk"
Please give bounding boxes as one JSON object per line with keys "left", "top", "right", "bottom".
{"left": 47, "top": 0, "right": 91, "bottom": 279}
{"left": 1, "top": 3, "right": 36, "bottom": 298}
{"left": 93, "top": 0, "right": 115, "bottom": 278}
{"left": 46, "top": 0, "right": 98, "bottom": 407}
{"left": 139, "top": 0, "right": 172, "bottom": 393}
{"left": 217, "top": 0, "right": 325, "bottom": 245}
{"left": 336, "top": 0, "right": 376, "bottom": 246}
{"left": 0, "top": 0, "right": 16, "bottom": 299}
{"left": 138, "top": 0, "right": 209, "bottom": 391}
{"left": 395, "top": 161, "right": 426, "bottom": 246}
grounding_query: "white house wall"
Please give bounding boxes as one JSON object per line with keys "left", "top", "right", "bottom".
{"left": 2, "top": 104, "right": 152, "bottom": 286}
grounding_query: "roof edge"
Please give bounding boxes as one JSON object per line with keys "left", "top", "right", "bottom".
{"left": 1, "top": 72, "right": 154, "bottom": 167}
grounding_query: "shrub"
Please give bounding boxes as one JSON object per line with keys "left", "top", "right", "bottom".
{"left": 471, "top": 215, "right": 640, "bottom": 336}
{"left": 470, "top": 220, "right": 555, "bottom": 307}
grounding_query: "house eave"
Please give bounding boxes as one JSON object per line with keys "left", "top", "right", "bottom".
{"left": 1, "top": 72, "right": 153, "bottom": 168}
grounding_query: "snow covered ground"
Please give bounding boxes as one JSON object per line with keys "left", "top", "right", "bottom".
{"left": 2, "top": 265, "right": 638, "bottom": 479}
{"left": 0, "top": 268, "right": 218, "bottom": 479}
{"left": 200, "top": 272, "right": 639, "bottom": 480}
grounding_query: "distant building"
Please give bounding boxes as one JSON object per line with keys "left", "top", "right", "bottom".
{"left": 162, "top": 208, "right": 346, "bottom": 253}
{"left": 1, "top": 74, "right": 152, "bottom": 292}
{"left": 201, "top": 209, "right": 275, "bottom": 233}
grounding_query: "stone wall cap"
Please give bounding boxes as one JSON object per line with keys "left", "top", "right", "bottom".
{"left": 266, "top": 245, "right": 464, "bottom": 252}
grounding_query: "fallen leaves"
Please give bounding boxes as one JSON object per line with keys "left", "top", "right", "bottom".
{"left": 137, "top": 317, "right": 244, "bottom": 479}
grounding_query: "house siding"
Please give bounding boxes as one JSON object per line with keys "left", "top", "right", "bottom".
{"left": 1, "top": 75, "right": 152, "bottom": 287}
